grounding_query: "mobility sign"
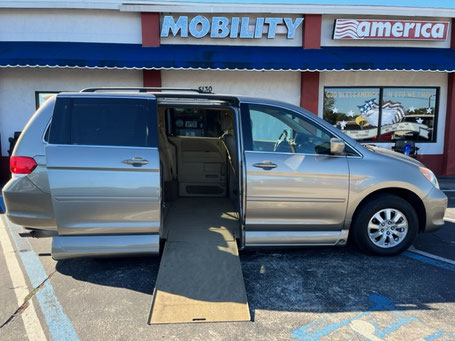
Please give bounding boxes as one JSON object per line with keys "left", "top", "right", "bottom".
{"left": 333, "top": 19, "right": 449, "bottom": 40}
{"left": 161, "top": 15, "right": 303, "bottom": 39}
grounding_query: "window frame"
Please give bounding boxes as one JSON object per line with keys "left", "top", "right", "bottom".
{"left": 323, "top": 86, "right": 440, "bottom": 143}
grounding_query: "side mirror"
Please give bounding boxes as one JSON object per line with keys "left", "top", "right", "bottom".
{"left": 330, "top": 138, "right": 345, "bottom": 155}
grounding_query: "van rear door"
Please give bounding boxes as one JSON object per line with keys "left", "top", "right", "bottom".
{"left": 45, "top": 94, "right": 160, "bottom": 236}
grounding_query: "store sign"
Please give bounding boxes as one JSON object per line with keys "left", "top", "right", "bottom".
{"left": 333, "top": 19, "right": 449, "bottom": 41}
{"left": 161, "top": 15, "right": 303, "bottom": 39}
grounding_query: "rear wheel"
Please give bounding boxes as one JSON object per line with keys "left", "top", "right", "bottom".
{"left": 352, "top": 194, "right": 418, "bottom": 256}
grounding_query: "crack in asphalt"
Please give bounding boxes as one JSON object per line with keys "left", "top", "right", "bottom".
{"left": 0, "top": 270, "right": 56, "bottom": 329}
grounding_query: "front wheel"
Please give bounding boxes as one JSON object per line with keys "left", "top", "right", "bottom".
{"left": 352, "top": 194, "right": 418, "bottom": 256}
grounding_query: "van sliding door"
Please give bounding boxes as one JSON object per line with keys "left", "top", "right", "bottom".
{"left": 45, "top": 95, "right": 161, "bottom": 236}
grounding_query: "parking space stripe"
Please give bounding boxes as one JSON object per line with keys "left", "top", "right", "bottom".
{"left": 2, "top": 216, "right": 79, "bottom": 341}
{"left": 407, "top": 246, "right": 455, "bottom": 265}
{"left": 0, "top": 217, "right": 46, "bottom": 340}
{"left": 403, "top": 251, "right": 455, "bottom": 272}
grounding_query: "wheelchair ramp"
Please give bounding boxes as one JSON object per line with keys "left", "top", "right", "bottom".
{"left": 149, "top": 199, "right": 250, "bottom": 324}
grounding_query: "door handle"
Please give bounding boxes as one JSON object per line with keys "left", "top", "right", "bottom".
{"left": 252, "top": 161, "right": 278, "bottom": 170}
{"left": 122, "top": 157, "right": 149, "bottom": 167}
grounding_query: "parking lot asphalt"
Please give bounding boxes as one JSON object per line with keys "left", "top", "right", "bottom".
{"left": 0, "top": 187, "right": 454, "bottom": 340}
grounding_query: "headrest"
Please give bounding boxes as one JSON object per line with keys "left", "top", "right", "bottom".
{"left": 220, "top": 112, "right": 234, "bottom": 131}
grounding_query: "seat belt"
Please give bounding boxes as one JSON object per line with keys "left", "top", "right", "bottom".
{"left": 220, "top": 133, "right": 236, "bottom": 176}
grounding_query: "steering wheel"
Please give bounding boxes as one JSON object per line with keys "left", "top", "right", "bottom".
{"left": 273, "top": 130, "right": 296, "bottom": 153}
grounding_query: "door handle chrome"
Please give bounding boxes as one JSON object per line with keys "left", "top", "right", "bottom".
{"left": 252, "top": 161, "right": 278, "bottom": 170}
{"left": 122, "top": 157, "right": 149, "bottom": 167}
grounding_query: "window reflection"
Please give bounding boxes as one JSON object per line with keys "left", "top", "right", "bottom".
{"left": 323, "top": 87, "right": 438, "bottom": 143}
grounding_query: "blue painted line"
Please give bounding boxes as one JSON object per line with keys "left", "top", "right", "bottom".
{"left": 403, "top": 251, "right": 455, "bottom": 272}
{"left": 375, "top": 311, "right": 417, "bottom": 338}
{"left": 0, "top": 195, "right": 5, "bottom": 214}
{"left": 292, "top": 309, "right": 371, "bottom": 340}
{"left": 292, "top": 294, "right": 454, "bottom": 341}
{"left": 5, "top": 219, "right": 79, "bottom": 340}
{"left": 292, "top": 295, "right": 397, "bottom": 340}
{"left": 424, "top": 329, "right": 455, "bottom": 340}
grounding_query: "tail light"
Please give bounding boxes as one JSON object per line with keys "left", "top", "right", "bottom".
{"left": 10, "top": 156, "right": 37, "bottom": 175}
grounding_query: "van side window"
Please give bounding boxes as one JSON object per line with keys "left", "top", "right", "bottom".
{"left": 48, "top": 97, "right": 156, "bottom": 147}
{"left": 245, "top": 104, "right": 334, "bottom": 155}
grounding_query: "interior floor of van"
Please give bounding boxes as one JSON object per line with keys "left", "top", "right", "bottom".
{"left": 162, "top": 197, "right": 240, "bottom": 242}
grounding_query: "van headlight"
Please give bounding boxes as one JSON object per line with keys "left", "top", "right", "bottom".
{"left": 419, "top": 167, "right": 439, "bottom": 189}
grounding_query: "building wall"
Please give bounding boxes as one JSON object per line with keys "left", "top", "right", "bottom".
{"left": 0, "top": 68, "right": 142, "bottom": 155}
{"left": 161, "top": 70, "right": 301, "bottom": 106}
{"left": 319, "top": 71, "right": 448, "bottom": 155}
{"left": 0, "top": 9, "right": 142, "bottom": 43}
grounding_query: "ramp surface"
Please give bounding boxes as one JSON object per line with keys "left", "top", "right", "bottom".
{"left": 149, "top": 198, "right": 250, "bottom": 324}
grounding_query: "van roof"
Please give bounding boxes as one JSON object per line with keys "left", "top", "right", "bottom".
{"left": 56, "top": 90, "right": 309, "bottom": 115}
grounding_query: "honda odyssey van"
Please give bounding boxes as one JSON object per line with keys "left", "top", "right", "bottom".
{"left": 3, "top": 88, "right": 447, "bottom": 259}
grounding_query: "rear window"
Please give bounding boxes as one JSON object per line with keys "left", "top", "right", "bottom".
{"left": 49, "top": 97, "right": 157, "bottom": 147}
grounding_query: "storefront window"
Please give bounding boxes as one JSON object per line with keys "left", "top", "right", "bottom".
{"left": 380, "top": 88, "right": 438, "bottom": 142}
{"left": 35, "top": 91, "right": 60, "bottom": 109}
{"left": 323, "top": 87, "right": 439, "bottom": 143}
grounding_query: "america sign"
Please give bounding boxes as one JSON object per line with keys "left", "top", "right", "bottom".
{"left": 333, "top": 19, "right": 449, "bottom": 41}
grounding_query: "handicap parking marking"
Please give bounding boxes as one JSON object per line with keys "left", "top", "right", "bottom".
{"left": 2, "top": 216, "right": 79, "bottom": 341}
{"left": 0, "top": 195, "right": 5, "bottom": 214}
{"left": 292, "top": 295, "right": 455, "bottom": 341}
{"left": 403, "top": 250, "right": 455, "bottom": 272}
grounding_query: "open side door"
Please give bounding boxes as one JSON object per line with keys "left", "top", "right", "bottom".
{"left": 45, "top": 95, "right": 161, "bottom": 236}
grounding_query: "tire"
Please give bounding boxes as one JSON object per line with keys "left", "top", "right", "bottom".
{"left": 352, "top": 194, "right": 418, "bottom": 256}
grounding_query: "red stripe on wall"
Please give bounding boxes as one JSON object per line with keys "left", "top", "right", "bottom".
{"left": 301, "top": 15, "right": 321, "bottom": 114}
{"left": 303, "top": 14, "right": 321, "bottom": 49}
{"left": 141, "top": 12, "right": 160, "bottom": 47}
{"left": 143, "top": 70, "right": 162, "bottom": 87}
{"left": 442, "top": 18, "right": 455, "bottom": 175}
{"left": 300, "top": 71, "right": 319, "bottom": 114}
{"left": 418, "top": 154, "right": 444, "bottom": 175}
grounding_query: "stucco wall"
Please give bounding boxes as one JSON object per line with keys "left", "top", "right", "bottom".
{"left": 162, "top": 69, "right": 301, "bottom": 105}
{"left": 0, "top": 9, "right": 142, "bottom": 43}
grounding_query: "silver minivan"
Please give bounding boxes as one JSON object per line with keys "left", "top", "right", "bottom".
{"left": 3, "top": 88, "right": 447, "bottom": 259}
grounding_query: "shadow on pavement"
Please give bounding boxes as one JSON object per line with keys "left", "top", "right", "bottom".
{"left": 56, "top": 256, "right": 161, "bottom": 295}
{"left": 55, "top": 243, "right": 455, "bottom": 317}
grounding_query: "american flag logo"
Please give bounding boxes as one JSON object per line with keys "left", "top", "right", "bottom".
{"left": 358, "top": 99, "right": 405, "bottom": 126}
{"left": 333, "top": 19, "right": 361, "bottom": 39}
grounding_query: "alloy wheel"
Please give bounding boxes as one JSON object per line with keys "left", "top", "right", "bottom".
{"left": 367, "top": 208, "right": 409, "bottom": 248}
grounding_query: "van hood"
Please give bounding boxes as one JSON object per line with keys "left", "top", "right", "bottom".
{"left": 363, "top": 144, "right": 424, "bottom": 168}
